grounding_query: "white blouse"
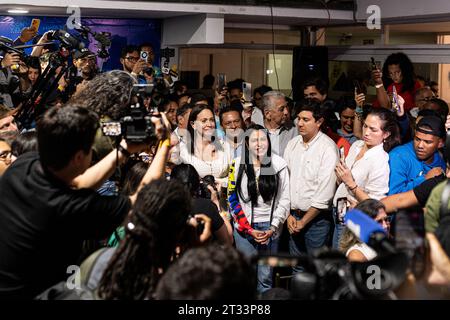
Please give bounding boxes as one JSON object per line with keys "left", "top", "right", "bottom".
{"left": 178, "top": 140, "right": 232, "bottom": 186}
{"left": 346, "top": 242, "right": 377, "bottom": 261}
{"left": 333, "top": 140, "right": 390, "bottom": 206}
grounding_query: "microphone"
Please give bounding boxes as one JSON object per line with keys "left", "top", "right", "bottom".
{"left": 344, "top": 209, "right": 396, "bottom": 254}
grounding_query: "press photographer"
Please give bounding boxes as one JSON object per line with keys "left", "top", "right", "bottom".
{"left": 0, "top": 102, "right": 171, "bottom": 299}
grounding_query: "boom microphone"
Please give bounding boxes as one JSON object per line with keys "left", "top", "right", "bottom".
{"left": 344, "top": 209, "right": 396, "bottom": 254}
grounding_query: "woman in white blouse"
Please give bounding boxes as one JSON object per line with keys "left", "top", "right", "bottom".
{"left": 177, "top": 104, "right": 231, "bottom": 186}
{"left": 332, "top": 108, "right": 400, "bottom": 248}
{"left": 339, "top": 199, "right": 391, "bottom": 262}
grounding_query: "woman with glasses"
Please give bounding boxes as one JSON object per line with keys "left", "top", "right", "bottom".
{"left": 339, "top": 199, "right": 390, "bottom": 262}
{"left": 0, "top": 137, "right": 12, "bottom": 176}
{"left": 372, "top": 52, "right": 422, "bottom": 113}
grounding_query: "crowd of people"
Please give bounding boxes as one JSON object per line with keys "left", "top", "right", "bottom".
{"left": 1, "top": 26, "right": 450, "bottom": 300}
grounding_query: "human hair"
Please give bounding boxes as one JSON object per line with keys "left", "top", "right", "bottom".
{"left": 121, "top": 161, "right": 149, "bottom": 196}
{"left": 219, "top": 104, "right": 244, "bottom": 126}
{"left": 10, "top": 131, "right": 38, "bottom": 158}
{"left": 381, "top": 52, "right": 415, "bottom": 93}
{"left": 227, "top": 79, "right": 244, "bottom": 92}
{"left": 364, "top": 108, "right": 401, "bottom": 152}
{"left": 414, "top": 86, "right": 433, "bottom": 101}
{"left": 97, "top": 179, "right": 192, "bottom": 300}
{"left": 190, "top": 92, "right": 208, "bottom": 105}
{"left": 120, "top": 45, "right": 139, "bottom": 59}
{"left": 253, "top": 85, "right": 272, "bottom": 97}
{"left": 236, "top": 124, "right": 278, "bottom": 205}
{"left": 424, "top": 98, "right": 449, "bottom": 119}
{"left": 154, "top": 244, "right": 256, "bottom": 300}
{"left": 339, "top": 199, "right": 386, "bottom": 253}
{"left": 70, "top": 70, "right": 136, "bottom": 120}
{"left": 173, "top": 81, "right": 188, "bottom": 94}
{"left": 296, "top": 99, "right": 325, "bottom": 122}
{"left": 302, "top": 77, "right": 328, "bottom": 95}
{"left": 37, "top": 104, "right": 99, "bottom": 170}
{"left": 27, "top": 56, "right": 41, "bottom": 73}
{"left": 0, "top": 104, "right": 11, "bottom": 119}
{"left": 176, "top": 101, "right": 193, "bottom": 118}
{"left": 170, "top": 163, "right": 201, "bottom": 197}
{"left": 0, "top": 131, "right": 18, "bottom": 146}
{"left": 262, "top": 91, "right": 286, "bottom": 112}
{"left": 336, "top": 95, "right": 357, "bottom": 114}
{"left": 186, "top": 104, "right": 220, "bottom": 155}
{"left": 139, "top": 42, "right": 154, "bottom": 51}
{"left": 202, "top": 74, "right": 215, "bottom": 88}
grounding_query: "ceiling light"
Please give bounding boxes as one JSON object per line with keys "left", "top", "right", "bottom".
{"left": 7, "top": 9, "right": 29, "bottom": 14}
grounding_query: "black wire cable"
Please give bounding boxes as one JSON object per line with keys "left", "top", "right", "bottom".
{"left": 270, "top": 1, "right": 280, "bottom": 92}
{"left": 315, "top": 0, "right": 331, "bottom": 46}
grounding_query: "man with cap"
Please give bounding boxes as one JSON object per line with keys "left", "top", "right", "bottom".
{"left": 388, "top": 115, "right": 446, "bottom": 195}
{"left": 73, "top": 48, "right": 98, "bottom": 80}
{"left": 70, "top": 48, "right": 98, "bottom": 97}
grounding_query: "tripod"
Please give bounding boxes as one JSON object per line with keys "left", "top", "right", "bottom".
{"left": 15, "top": 48, "right": 70, "bottom": 129}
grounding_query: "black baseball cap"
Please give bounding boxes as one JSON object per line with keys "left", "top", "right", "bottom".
{"left": 73, "top": 48, "right": 95, "bottom": 60}
{"left": 416, "top": 115, "right": 446, "bottom": 138}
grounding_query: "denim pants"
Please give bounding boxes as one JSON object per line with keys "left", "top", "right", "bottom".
{"left": 233, "top": 221, "right": 279, "bottom": 294}
{"left": 332, "top": 207, "right": 346, "bottom": 250}
{"left": 288, "top": 210, "right": 331, "bottom": 274}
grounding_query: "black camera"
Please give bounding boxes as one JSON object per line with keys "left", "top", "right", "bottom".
{"left": 198, "top": 175, "right": 217, "bottom": 199}
{"left": 101, "top": 85, "right": 157, "bottom": 143}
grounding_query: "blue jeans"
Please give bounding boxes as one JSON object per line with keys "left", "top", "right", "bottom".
{"left": 332, "top": 207, "right": 345, "bottom": 250}
{"left": 233, "top": 221, "right": 279, "bottom": 294}
{"left": 288, "top": 210, "right": 331, "bottom": 274}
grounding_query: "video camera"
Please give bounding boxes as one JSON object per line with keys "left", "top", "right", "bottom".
{"left": 101, "top": 85, "right": 157, "bottom": 144}
{"left": 0, "top": 36, "right": 36, "bottom": 69}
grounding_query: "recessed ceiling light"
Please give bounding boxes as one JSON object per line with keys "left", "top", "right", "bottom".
{"left": 7, "top": 9, "right": 29, "bottom": 14}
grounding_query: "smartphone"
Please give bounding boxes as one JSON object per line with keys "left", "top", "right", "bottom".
{"left": 336, "top": 197, "right": 349, "bottom": 225}
{"left": 391, "top": 85, "right": 399, "bottom": 112}
{"left": 339, "top": 146, "right": 345, "bottom": 162}
{"left": 370, "top": 57, "right": 378, "bottom": 71}
{"left": 242, "top": 82, "right": 252, "bottom": 102}
{"left": 353, "top": 80, "right": 363, "bottom": 95}
{"left": 140, "top": 51, "right": 149, "bottom": 61}
{"left": 217, "top": 73, "right": 226, "bottom": 92}
{"left": 391, "top": 206, "right": 426, "bottom": 278}
{"left": 31, "top": 19, "right": 40, "bottom": 32}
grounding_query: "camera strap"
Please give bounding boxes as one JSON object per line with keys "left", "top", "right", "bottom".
{"left": 439, "top": 179, "right": 450, "bottom": 218}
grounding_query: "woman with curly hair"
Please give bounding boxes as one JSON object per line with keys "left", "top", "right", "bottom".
{"left": 372, "top": 52, "right": 422, "bottom": 112}
{"left": 79, "top": 179, "right": 210, "bottom": 300}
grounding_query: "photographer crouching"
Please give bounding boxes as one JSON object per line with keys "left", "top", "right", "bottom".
{"left": 0, "top": 101, "right": 171, "bottom": 299}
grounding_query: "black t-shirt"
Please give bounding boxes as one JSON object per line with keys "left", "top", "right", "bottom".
{"left": 0, "top": 152, "right": 130, "bottom": 299}
{"left": 191, "top": 198, "right": 224, "bottom": 233}
{"left": 413, "top": 174, "right": 446, "bottom": 207}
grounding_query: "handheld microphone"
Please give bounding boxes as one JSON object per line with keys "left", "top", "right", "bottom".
{"left": 344, "top": 209, "right": 395, "bottom": 254}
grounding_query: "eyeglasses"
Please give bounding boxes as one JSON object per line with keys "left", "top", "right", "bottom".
{"left": 125, "top": 56, "right": 139, "bottom": 62}
{"left": 0, "top": 150, "right": 12, "bottom": 164}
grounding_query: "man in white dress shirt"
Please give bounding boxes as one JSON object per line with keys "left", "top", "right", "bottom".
{"left": 283, "top": 99, "right": 339, "bottom": 273}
